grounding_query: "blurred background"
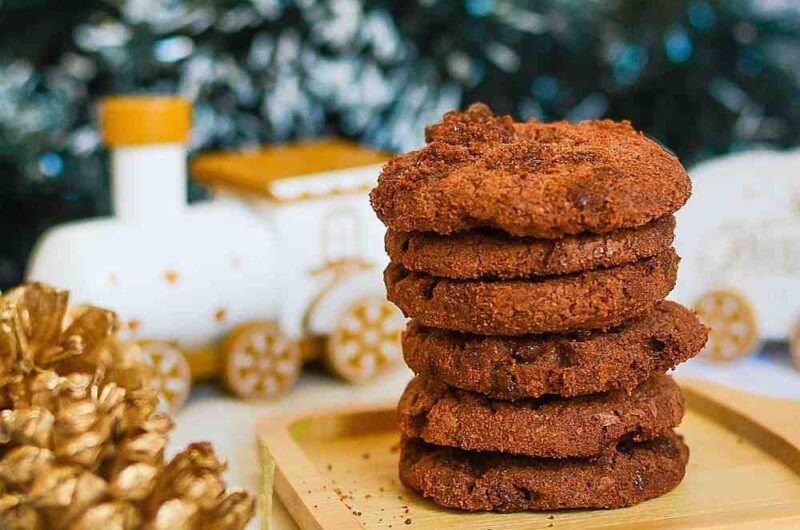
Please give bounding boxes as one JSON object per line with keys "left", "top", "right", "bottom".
{"left": 3, "top": 4, "right": 800, "bottom": 526}
{"left": 2, "top": 0, "right": 800, "bottom": 289}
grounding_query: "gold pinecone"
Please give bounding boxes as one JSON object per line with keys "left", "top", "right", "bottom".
{"left": 0, "top": 284, "right": 255, "bottom": 530}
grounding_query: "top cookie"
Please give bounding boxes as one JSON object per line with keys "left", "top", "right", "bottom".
{"left": 370, "top": 103, "right": 691, "bottom": 238}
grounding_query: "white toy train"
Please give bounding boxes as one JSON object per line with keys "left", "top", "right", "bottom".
{"left": 26, "top": 96, "right": 404, "bottom": 411}
{"left": 673, "top": 147, "right": 800, "bottom": 367}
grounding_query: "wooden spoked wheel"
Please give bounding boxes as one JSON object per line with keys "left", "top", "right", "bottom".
{"left": 221, "top": 321, "right": 302, "bottom": 399}
{"left": 138, "top": 340, "right": 192, "bottom": 414}
{"left": 693, "top": 290, "right": 758, "bottom": 361}
{"left": 326, "top": 296, "right": 404, "bottom": 383}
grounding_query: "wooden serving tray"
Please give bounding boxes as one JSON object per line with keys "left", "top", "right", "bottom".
{"left": 255, "top": 378, "right": 800, "bottom": 530}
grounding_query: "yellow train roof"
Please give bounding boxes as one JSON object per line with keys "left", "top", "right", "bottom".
{"left": 190, "top": 139, "right": 392, "bottom": 201}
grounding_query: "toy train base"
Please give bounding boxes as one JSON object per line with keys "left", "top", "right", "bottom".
{"left": 138, "top": 297, "right": 404, "bottom": 412}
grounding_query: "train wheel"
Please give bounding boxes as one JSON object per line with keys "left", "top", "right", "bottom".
{"left": 693, "top": 290, "right": 758, "bottom": 361}
{"left": 138, "top": 340, "right": 192, "bottom": 414}
{"left": 221, "top": 321, "right": 302, "bottom": 399}
{"left": 326, "top": 296, "right": 404, "bottom": 383}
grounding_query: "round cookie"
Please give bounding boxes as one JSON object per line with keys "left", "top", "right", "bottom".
{"left": 386, "top": 215, "right": 675, "bottom": 280}
{"left": 385, "top": 248, "right": 679, "bottom": 335}
{"left": 403, "top": 301, "right": 707, "bottom": 399}
{"left": 399, "top": 432, "right": 689, "bottom": 512}
{"left": 399, "top": 374, "right": 683, "bottom": 458}
{"left": 370, "top": 103, "right": 691, "bottom": 238}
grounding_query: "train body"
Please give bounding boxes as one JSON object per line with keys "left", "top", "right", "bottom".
{"left": 26, "top": 97, "right": 404, "bottom": 411}
{"left": 673, "top": 147, "right": 800, "bottom": 363}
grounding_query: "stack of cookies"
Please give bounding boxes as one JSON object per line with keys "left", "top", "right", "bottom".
{"left": 370, "top": 104, "right": 709, "bottom": 512}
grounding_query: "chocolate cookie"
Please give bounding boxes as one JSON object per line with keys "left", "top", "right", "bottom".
{"left": 370, "top": 104, "right": 691, "bottom": 238}
{"left": 403, "top": 301, "right": 707, "bottom": 399}
{"left": 398, "top": 374, "right": 683, "bottom": 458}
{"left": 385, "top": 248, "right": 679, "bottom": 335}
{"left": 386, "top": 215, "right": 675, "bottom": 280}
{"left": 399, "top": 432, "right": 689, "bottom": 512}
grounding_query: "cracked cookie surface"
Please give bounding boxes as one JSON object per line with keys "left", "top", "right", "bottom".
{"left": 385, "top": 248, "right": 679, "bottom": 335}
{"left": 386, "top": 215, "right": 675, "bottom": 280}
{"left": 403, "top": 301, "right": 707, "bottom": 399}
{"left": 399, "top": 431, "right": 689, "bottom": 511}
{"left": 371, "top": 103, "right": 691, "bottom": 238}
{"left": 398, "top": 373, "right": 684, "bottom": 458}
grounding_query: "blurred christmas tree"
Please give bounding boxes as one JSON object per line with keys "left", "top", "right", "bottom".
{"left": 1, "top": 0, "right": 799, "bottom": 288}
